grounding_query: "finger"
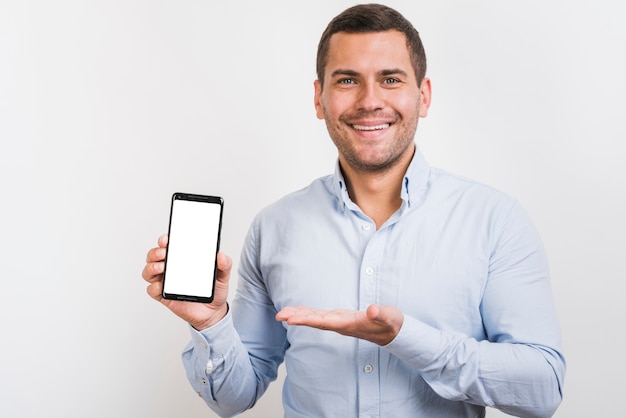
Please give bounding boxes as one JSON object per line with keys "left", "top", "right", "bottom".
{"left": 145, "top": 246, "right": 166, "bottom": 263}
{"left": 277, "top": 307, "right": 330, "bottom": 328}
{"left": 158, "top": 234, "right": 168, "bottom": 248}
{"left": 215, "top": 252, "right": 232, "bottom": 282}
{"left": 146, "top": 279, "right": 163, "bottom": 301}
{"left": 141, "top": 261, "right": 164, "bottom": 282}
{"left": 366, "top": 304, "right": 404, "bottom": 340}
{"left": 366, "top": 304, "right": 399, "bottom": 325}
{"left": 366, "top": 304, "right": 382, "bottom": 322}
{"left": 275, "top": 306, "right": 299, "bottom": 321}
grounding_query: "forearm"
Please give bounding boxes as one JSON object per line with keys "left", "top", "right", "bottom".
{"left": 181, "top": 311, "right": 260, "bottom": 417}
{"left": 385, "top": 315, "right": 565, "bottom": 418}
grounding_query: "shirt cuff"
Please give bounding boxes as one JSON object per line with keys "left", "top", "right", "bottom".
{"left": 383, "top": 314, "right": 443, "bottom": 369}
{"left": 188, "top": 308, "right": 237, "bottom": 360}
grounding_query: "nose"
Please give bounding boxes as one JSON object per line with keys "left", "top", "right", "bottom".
{"left": 355, "top": 81, "right": 384, "bottom": 112}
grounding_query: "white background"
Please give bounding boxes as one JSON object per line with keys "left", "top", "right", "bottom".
{"left": 1, "top": 1, "right": 624, "bottom": 417}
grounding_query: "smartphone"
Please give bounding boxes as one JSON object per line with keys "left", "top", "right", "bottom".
{"left": 162, "top": 193, "right": 224, "bottom": 303}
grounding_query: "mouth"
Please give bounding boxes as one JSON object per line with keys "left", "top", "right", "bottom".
{"left": 351, "top": 123, "right": 391, "bottom": 131}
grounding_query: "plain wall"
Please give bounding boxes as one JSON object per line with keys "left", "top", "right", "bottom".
{"left": 1, "top": 1, "right": 624, "bottom": 417}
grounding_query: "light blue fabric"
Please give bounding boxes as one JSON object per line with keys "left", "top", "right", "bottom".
{"left": 182, "top": 149, "right": 565, "bottom": 418}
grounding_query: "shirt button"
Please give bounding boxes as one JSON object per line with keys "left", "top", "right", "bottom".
{"left": 362, "top": 223, "right": 371, "bottom": 231}
{"left": 364, "top": 364, "right": 374, "bottom": 373}
{"left": 200, "top": 342, "right": 208, "bottom": 349}
{"left": 365, "top": 267, "right": 374, "bottom": 275}
{"left": 205, "top": 359, "right": 214, "bottom": 375}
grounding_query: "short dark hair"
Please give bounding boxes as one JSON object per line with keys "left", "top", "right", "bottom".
{"left": 316, "top": 4, "right": 427, "bottom": 88}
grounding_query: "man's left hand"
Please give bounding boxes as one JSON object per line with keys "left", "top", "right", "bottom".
{"left": 276, "top": 304, "right": 404, "bottom": 346}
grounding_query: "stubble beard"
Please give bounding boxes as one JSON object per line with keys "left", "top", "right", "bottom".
{"left": 324, "top": 106, "right": 420, "bottom": 174}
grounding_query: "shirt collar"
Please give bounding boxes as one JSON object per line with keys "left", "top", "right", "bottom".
{"left": 332, "top": 147, "right": 431, "bottom": 211}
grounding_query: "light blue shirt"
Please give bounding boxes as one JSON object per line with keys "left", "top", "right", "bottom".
{"left": 182, "top": 150, "right": 565, "bottom": 418}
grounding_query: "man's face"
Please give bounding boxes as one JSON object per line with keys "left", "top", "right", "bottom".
{"left": 314, "top": 30, "right": 431, "bottom": 174}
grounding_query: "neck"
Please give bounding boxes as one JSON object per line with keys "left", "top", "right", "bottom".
{"left": 340, "top": 146, "right": 414, "bottom": 229}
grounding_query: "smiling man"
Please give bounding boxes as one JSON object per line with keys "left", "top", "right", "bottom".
{"left": 313, "top": 29, "right": 430, "bottom": 230}
{"left": 143, "top": 4, "right": 565, "bottom": 417}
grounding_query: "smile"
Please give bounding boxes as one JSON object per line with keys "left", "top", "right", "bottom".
{"left": 351, "top": 123, "right": 390, "bottom": 131}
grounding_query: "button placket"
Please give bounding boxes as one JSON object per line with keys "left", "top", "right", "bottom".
{"left": 357, "top": 225, "right": 384, "bottom": 418}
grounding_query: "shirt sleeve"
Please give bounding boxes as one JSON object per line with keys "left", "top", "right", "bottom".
{"left": 181, "top": 220, "right": 288, "bottom": 417}
{"left": 384, "top": 201, "right": 566, "bottom": 418}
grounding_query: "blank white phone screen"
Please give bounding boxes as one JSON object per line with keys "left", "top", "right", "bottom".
{"left": 164, "top": 198, "right": 221, "bottom": 298}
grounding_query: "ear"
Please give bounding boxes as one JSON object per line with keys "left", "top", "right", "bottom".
{"left": 314, "top": 80, "right": 324, "bottom": 120}
{"left": 418, "top": 77, "right": 432, "bottom": 118}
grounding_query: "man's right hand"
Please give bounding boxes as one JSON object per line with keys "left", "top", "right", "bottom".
{"left": 142, "top": 234, "right": 232, "bottom": 331}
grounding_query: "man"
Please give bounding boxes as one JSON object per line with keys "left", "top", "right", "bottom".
{"left": 143, "top": 4, "right": 565, "bottom": 417}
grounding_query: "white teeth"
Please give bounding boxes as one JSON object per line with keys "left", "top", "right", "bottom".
{"left": 352, "top": 123, "right": 390, "bottom": 131}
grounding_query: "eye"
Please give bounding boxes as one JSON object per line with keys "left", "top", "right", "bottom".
{"left": 383, "top": 77, "right": 400, "bottom": 85}
{"left": 338, "top": 78, "right": 356, "bottom": 84}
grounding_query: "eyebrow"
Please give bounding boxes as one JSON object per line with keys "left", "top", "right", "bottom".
{"left": 330, "top": 69, "right": 359, "bottom": 78}
{"left": 329, "top": 68, "right": 409, "bottom": 78}
{"left": 380, "top": 68, "right": 409, "bottom": 78}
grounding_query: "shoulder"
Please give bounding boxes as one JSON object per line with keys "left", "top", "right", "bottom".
{"left": 252, "top": 174, "right": 337, "bottom": 226}
{"left": 420, "top": 167, "right": 529, "bottom": 232}
{"left": 428, "top": 166, "right": 518, "bottom": 207}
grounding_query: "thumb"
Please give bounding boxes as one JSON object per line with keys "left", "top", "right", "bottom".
{"left": 366, "top": 304, "right": 404, "bottom": 330}
{"left": 366, "top": 304, "right": 386, "bottom": 323}
{"left": 216, "top": 252, "right": 232, "bottom": 281}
